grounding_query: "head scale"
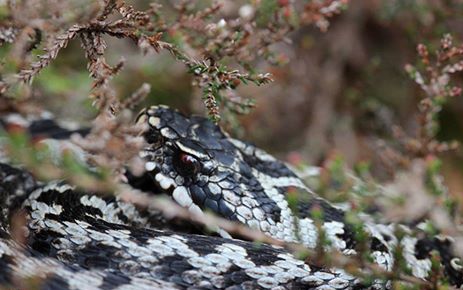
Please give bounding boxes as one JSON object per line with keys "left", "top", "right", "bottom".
{"left": 137, "top": 105, "right": 310, "bottom": 240}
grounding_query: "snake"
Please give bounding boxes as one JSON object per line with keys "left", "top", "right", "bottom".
{"left": 0, "top": 105, "right": 462, "bottom": 290}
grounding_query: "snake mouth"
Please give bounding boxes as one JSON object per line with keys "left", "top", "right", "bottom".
{"left": 124, "top": 164, "right": 224, "bottom": 236}
{"left": 125, "top": 168, "right": 166, "bottom": 196}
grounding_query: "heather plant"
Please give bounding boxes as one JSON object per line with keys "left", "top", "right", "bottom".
{"left": 0, "top": 0, "right": 348, "bottom": 181}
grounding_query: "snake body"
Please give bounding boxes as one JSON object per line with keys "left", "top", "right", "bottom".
{"left": 0, "top": 105, "right": 462, "bottom": 289}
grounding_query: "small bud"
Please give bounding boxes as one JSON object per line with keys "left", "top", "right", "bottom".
{"left": 231, "top": 79, "right": 241, "bottom": 88}
{"left": 217, "top": 19, "right": 226, "bottom": 28}
{"left": 239, "top": 4, "right": 254, "bottom": 20}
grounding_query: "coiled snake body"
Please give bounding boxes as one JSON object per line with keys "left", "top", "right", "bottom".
{"left": 0, "top": 106, "right": 462, "bottom": 289}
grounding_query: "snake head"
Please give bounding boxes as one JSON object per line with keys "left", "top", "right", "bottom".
{"left": 136, "top": 105, "right": 310, "bottom": 241}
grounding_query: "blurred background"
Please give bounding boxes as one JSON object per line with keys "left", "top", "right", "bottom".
{"left": 3, "top": 0, "right": 463, "bottom": 194}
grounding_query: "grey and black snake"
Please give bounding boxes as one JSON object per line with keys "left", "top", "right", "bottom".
{"left": 0, "top": 105, "right": 462, "bottom": 289}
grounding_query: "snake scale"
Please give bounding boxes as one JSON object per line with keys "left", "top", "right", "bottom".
{"left": 0, "top": 105, "right": 462, "bottom": 289}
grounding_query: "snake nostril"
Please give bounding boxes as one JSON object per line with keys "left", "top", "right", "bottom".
{"left": 145, "top": 133, "right": 161, "bottom": 145}
{"left": 144, "top": 128, "right": 163, "bottom": 145}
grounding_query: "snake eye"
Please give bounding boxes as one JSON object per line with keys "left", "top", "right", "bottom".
{"left": 174, "top": 152, "right": 201, "bottom": 176}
